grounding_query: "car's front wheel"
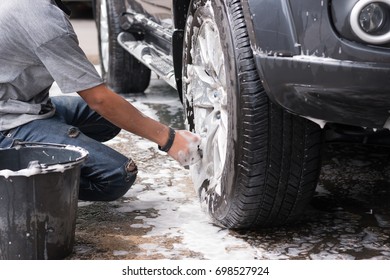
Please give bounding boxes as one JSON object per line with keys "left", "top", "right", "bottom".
{"left": 95, "top": 0, "right": 151, "bottom": 93}
{"left": 182, "top": 0, "right": 323, "bottom": 229}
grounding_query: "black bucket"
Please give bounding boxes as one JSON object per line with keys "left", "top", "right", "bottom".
{"left": 0, "top": 142, "right": 88, "bottom": 260}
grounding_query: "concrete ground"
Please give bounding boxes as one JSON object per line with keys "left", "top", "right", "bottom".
{"left": 53, "top": 6, "right": 390, "bottom": 260}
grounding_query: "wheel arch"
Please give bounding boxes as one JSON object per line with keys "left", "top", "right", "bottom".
{"left": 173, "top": 0, "right": 301, "bottom": 102}
{"left": 171, "top": 0, "right": 192, "bottom": 101}
{"left": 241, "top": 0, "right": 300, "bottom": 57}
{"left": 173, "top": 0, "right": 192, "bottom": 30}
{"left": 238, "top": 0, "right": 305, "bottom": 112}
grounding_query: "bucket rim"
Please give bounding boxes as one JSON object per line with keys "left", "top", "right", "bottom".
{"left": 0, "top": 142, "right": 89, "bottom": 178}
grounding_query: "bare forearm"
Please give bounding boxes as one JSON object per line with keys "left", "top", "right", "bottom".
{"left": 78, "top": 84, "right": 202, "bottom": 166}
{"left": 78, "top": 84, "right": 169, "bottom": 146}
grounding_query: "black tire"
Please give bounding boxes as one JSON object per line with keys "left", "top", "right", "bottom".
{"left": 182, "top": 0, "right": 323, "bottom": 229}
{"left": 95, "top": 0, "right": 151, "bottom": 93}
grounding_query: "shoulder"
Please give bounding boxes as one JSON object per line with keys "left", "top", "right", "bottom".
{"left": 0, "top": 0, "right": 74, "bottom": 47}
{"left": 0, "top": 1, "right": 63, "bottom": 19}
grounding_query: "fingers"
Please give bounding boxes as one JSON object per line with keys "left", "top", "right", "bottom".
{"left": 168, "top": 130, "right": 203, "bottom": 166}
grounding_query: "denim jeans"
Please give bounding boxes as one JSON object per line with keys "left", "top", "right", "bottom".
{"left": 0, "top": 96, "right": 137, "bottom": 201}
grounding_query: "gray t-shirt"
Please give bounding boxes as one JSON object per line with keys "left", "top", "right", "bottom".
{"left": 0, "top": 0, "right": 103, "bottom": 131}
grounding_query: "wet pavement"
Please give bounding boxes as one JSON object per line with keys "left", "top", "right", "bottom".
{"left": 51, "top": 77, "right": 390, "bottom": 260}
{"left": 235, "top": 142, "right": 390, "bottom": 260}
{"left": 57, "top": 4, "right": 390, "bottom": 260}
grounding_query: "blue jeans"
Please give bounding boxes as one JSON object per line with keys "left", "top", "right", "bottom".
{"left": 0, "top": 96, "right": 137, "bottom": 201}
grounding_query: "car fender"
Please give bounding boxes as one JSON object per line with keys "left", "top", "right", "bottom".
{"left": 241, "top": 0, "right": 300, "bottom": 57}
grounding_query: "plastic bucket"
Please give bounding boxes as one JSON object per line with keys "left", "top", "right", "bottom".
{"left": 0, "top": 142, "right": 88, "bottom": 260}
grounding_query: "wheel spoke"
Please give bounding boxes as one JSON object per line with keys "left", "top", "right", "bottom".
{"left": 216, "top": 60, "right": 227, "bottom": 88}
{"left": 190, "top": 65, "right": 217, "bottom": 89}
{"left": 199, "top": 22, "right": 218, "bottom": 66}
{"left": 217, "top": 112, "right": 228, "bottom": 166}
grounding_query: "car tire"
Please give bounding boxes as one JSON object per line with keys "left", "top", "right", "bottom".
{"left": 95, "top": 0, "right": 151, "bottom": 93}
{"left": 182, "top": 0, "right": 323, "bottom": 229}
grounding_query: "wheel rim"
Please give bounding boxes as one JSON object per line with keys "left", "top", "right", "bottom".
{"left": 186, "top": 19, "right": 228, "bottom": 210}
{"left": 99, "top": 0, "right": 109, "bottom": 73}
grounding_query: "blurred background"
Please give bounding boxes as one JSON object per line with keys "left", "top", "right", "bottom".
{"left": 67, "top": 2, "right": 99, "bottom": 65}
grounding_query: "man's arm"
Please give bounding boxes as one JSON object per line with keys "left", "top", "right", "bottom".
{"left": 78, "top": 84, "right": 201, "bottom": 166}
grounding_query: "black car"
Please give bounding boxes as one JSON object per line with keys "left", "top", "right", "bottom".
{"left": 94, "top": 0, "right": 390, "bottom": 229}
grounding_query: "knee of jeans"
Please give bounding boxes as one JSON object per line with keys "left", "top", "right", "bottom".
{"left": 67, "top": 127, "right": 80, "bottom": 138}
{"left": 104, "top": 179, "right": 136, "bottom": 201}
{"left": 78, "top": 159, "right": 138, "bottom": 202}
{"left": 105, "top": 159, "right": 138, "bottom": 201}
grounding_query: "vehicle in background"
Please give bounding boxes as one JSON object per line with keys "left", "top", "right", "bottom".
{"left": 94, "top": 0, "right": 390, "bottom": 229}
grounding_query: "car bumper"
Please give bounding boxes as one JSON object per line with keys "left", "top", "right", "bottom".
{"left": 243, "top": 0, "right": 390, "bottom": 129}
{"left": 255, "top": 54, "right": 390, "bottom": 129}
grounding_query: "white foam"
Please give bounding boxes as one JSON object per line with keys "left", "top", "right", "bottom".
{"left": 0, "top": 145, "right": 88, "bottom": 178}
{"left": 114, "top": 165, "right": 258, "bottom": 260}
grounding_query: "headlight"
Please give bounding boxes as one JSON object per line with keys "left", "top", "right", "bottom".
{"left": 350, "top": 0, "right": 390, "bottom": 44}
{"left": 359, "top": 3, "right": 387, "bottom": 33}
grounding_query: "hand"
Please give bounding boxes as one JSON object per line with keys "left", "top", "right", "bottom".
{"left": 167, "top": 130, "right": 202, "bottom": 166}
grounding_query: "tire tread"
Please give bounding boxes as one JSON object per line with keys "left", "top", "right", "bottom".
{"left": 219, "top": 0, "right": 322, "bottom": 228}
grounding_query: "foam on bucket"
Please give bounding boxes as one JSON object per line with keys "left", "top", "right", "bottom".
{"left": 0, "top": 143, "right": 88, "bottom": 260}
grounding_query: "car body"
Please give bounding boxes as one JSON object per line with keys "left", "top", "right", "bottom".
{"left": 94, "top": 0, "right": 390, "bottom": 229}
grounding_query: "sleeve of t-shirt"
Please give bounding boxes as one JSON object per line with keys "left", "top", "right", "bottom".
{"left": 35, "top": 32, "right": 104, "bottom": 93}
